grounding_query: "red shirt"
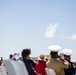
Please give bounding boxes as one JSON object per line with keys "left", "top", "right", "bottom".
{"left": 34, "top": 60, "right": 46, "bottom": 75}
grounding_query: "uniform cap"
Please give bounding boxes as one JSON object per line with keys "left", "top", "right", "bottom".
{"left": 62, "top": 49, "right": 73, "bottom": 56}
{"left": 48, "top": 45, "right": 61, "bottom": 52}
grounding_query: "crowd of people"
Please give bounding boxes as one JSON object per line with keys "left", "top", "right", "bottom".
{"left": 0, "top": 45, "right": 76, "bottom": 75}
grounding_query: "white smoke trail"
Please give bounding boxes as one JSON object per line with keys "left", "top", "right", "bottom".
{"left": 44, "top": 23, "right": 59, "bottom": 38}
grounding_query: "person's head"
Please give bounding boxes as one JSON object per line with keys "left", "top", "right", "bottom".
{"left": 21, "top": 48, "right": 31, "bottom": 59}
{"left": 64, "top": 55, "right": 71, "bottom": 61}
{"left": 50, "top": 51, "right": 58, "bottom": 58}
{"left": 48, "top": 45, "right": 61, "bottom": 58}
{"left": 9, "top": 54, "right": 13, "bottom": 59}
{"left": 62, "top": 48, "right": 73, "bottom": 61}
{"left": 38, "top": 54, "right": 45, "bottom": 61}
{"left": 0, "top": 57, "right": 3, "bottom": 66}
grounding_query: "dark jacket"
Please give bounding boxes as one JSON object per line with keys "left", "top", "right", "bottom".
{"left": 29, "top": 59, "right": 36, "bottom": 67}
{"left": 64, "top": 61, "right": 76, "bottom": 75}
{"left": 22, "top": 58, "right": 38, "bottom": 75}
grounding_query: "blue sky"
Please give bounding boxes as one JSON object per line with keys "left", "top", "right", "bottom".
{"left": 0, "top": 0, "right": 76, "bottom": 61}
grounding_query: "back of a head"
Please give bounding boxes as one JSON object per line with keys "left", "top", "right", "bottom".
{"left": 62, "top": 48, "right": 73, "bottom": 61}
{"left": 48, "top": 45, "right": 61, "bottom": 58}
{"left": 9, "top": 54, "right": 13, "bottom": 59}
{"left": 21, "top": 48, "right": 31, "bottom": 58}
{"left": 62, "top": 48, "right": 73, "bottom": 56}
{"left": 0, "top": 57, "right": 3, "bottom": 65}
{"left": 50, "top": 52, "right": 58, "bottom": 58}
{"left": 38, "top": 54, "right": 45, "bottom": 61}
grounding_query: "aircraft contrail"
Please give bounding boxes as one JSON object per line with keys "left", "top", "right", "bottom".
{"left": 45, "top": 23, "right": 59, "bottom": 38}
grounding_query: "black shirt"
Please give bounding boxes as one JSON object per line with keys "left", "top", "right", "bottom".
{"left": 64, "top": 61, "right": 75, "bottom": 75}
{"left": 22, "top": 58, "right": 38, "bottom": 75}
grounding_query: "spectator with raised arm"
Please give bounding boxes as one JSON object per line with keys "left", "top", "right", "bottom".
{"left": 21, "top": 48, "right": 38, "bottom": 75}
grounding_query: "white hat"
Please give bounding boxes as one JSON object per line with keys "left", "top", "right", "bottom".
{"left": 62, "top": 49, "right": 73, "bottom": 56}
{"left": 48, "top": 45, "right": 61, "bottom": 52}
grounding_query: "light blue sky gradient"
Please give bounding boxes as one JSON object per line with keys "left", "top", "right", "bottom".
{"left": 0, "top": 0, "right": 76, "bottom": 61}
